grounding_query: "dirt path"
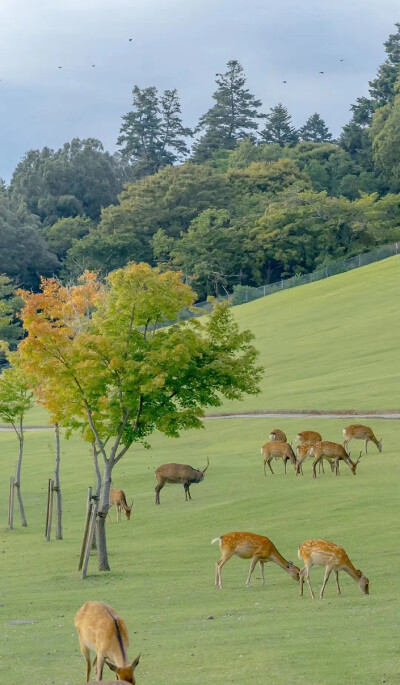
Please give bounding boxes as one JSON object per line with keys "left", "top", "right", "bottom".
{"left": 1, "top": 409, "right": 399, "bottom": 432}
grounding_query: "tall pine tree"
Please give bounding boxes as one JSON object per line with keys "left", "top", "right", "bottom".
{"left": 260, "top": 104, "right": 298, "bottom": 147}
{"left": 118, "top": 86, "right": 191, "bottom": 178}
{"left": 299, "top": 113, "right": 332, "bottom": 143}
{"left": 192, "top": 60, "right": 264, "bottom": 162}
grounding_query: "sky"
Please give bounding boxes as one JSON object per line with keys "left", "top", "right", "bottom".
{"left": 0, "top": 0, "right": 399, "bottom": 181}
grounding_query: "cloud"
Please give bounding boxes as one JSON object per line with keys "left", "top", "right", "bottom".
{"left": 0, "top": 0, "right": 399, "bottom": 179}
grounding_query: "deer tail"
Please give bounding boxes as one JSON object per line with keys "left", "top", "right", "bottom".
{"left": 211, "top": 537, "right": 221, "bottom": 546}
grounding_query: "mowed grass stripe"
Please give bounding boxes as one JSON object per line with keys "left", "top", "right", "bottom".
{"left": 0, "top": 417, "right": 398, "bottom": 684}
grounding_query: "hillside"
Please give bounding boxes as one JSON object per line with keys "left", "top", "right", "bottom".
{"left": 224, "top": 254, "right": 400, "bottom": 412}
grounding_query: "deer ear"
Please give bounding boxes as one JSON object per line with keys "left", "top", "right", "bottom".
{"left": 356, "top": 569, "right": 362, "bottom": 577}
{"left": 105, "top": 658, "right": 117, "bottom": 672}
{"left": 287, "top": 560, "right": 293, "bottom": 566}
{"left": 131, "top": 653, "right": 141, "bottom": 670}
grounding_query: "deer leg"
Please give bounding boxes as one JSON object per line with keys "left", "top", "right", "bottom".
{"left": 155, "top": 482, "right": 164, "bottom": 505}
{"left": 312, "top": 456, "right": 322, "bottom": 479}
{"left": 78, "top": 638, "right": 91, "bottom": 681}
{"left": 259, "top": 560, "right": 266, "bottom": 585}
{"left": 320, "top": 567, "right": 332, "bottom": 598}
{"left": 96, "top": 653, "right": 105, "bottom": 680}
{"left": 334, "top": 570, "right": 341, "bottom": 596}
{"left": 215, "top": 551, "right": 233, "bottom": 589}
{"left": 184, "top": 483, "right": 192, "bottom": 501}
{"left": 267, "top": 458, "right": 274, "bottom": 475}
{"left": 283, "top": 458, "right": 287, "bottom": 475}
{"left": 335, "top": 459, "right": 340, "bottom": 476}
{"left": 304, "top": 564, "right": 315, "bottom": 599}
{"left": 299, "top": 567, "right": 306, "bottom": 597}
{"left": 117, "top": 505, "right": 121, "bottom": 522}
{"left": 245, "top": 555, "right": 259, "bottom": 588}
{"left": 365, "top": 438, "right": 368, "bottom": 454}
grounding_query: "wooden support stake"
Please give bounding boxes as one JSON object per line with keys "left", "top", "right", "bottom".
{"left": 46, "top": 479, "right": 54, "bottom": 542}
{"left": 8, "top": 476, "right": 15, "bottom": 531}
{"left": 45, "top": 478, "right": 52, "bottom": 537}
{"left": 81, "top": 499, "right": 98, "bottom": 580}
{"left": 78, "top": 487, "right": 93, "bottom": 571}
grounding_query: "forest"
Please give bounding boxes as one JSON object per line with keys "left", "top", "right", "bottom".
{"left": 2, "top": 23, "right": 400, "bottom": 355}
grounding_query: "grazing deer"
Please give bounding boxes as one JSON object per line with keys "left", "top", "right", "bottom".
{"left": 343, "top": 424, "right": 382, "bottom": 453}
{"left": 309, "top": 441, "right": 361, "bottom": 479}
{"left": 298, "top": 538, "right": 369, "bottom": 599}
{"left": 261, "top": 442, "right": 297, "bottom": 475}
{"left": 75, "top": 601, "right": 140, "bottom": 683}
{"left": 295, "top": 443, "right": 328, "bottom": 475}
{"left": 108, "top": 489, "right": 133, "bottom": 522}
{"left": 269, "top": 428, "right": 287, "bottom": 443}
{"left": 155, "top": 458, "right": 209, "bottom": 504}
{"left": 212, "top": 531, "right": 300, "bottom": 589}
{"left": 296, "top": 430, "right": 322, "bottom": 445}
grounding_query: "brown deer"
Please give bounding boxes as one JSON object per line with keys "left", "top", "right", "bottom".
{"left": 296, "top": 430, "right": 322, "bottom": 445}
{"left": 155, "top": 458, "right": 209, "bottom": 504}
{"left": 269, "top": 428, "right": 287, "bottom": 442}
{"left": 108, "top": 489, "right": 133, "bottom": 522}
{"left": 75, "top": 601, "right": 140, "bottom": 683}
{"left": 212, "top": 531, "right": 300, "bottom": 588}
{"left": 298, "top": 538, "right": 369, "bottom": 599}
{"left": 309, "top": 441, "right": 361, "bottom": 479}
{"left": 343, "top": 424, "right": 382, "bottom": 453}
{"left": 261, "top": 442, "right": 297, "bottom": 475}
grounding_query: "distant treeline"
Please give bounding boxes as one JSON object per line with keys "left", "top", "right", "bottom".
{"left": 2, "top": 23, "right": 400, "bottom": 353}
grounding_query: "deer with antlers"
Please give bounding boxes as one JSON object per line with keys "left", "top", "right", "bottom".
{"left": 269, "top": 428, "right": 287, "bottom": 442}
{"left": 343, "top": 424, "right": 382, "bottom": 453}
{"left": 295, "top": 443, "right": 333, "bottom": 475}
{"left": 309, "top": 441, "right": 361, "bottom": 479}
{"left": 212, "top": 531, "right": 300, "bottom": 589}
{"left": 298, "top": 539, "right": 369, "bottom": 599}
{"left": 261, "top": 442, "right": 297, "bottom": 475}
{"left": 154, "top": 458, "right": 209, "bottom": 504}
{"left": 108, "top": 489, "right": 133, "bottom": 522}
{"left": 75, "top": 601, "right": 140, "bottom": 683}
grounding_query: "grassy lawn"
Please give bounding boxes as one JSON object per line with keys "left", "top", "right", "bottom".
{"left": 223, "top": 254, "right": 400, "bottom": 412}
{"left": 0, "top": 416, "right": 398, "bottom": 684}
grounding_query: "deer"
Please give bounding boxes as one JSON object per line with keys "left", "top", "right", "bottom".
{"left": 154, "top": 458, "right": 209, "bottom": 504}
{"left": 261, "top": 441, "right": 297, "bottom": 475}
{"left": 108, "top": 489, "right": 133, "bottom": 522}
{"left": 298, "top": 538, "right": 369, "bottom": 599}
{"left": 343, "top": 424, "right": 382, "bottom": 454}
{"left": 74, "top": 601, "right": 140, "bottom": 683}
{"left": 212, "top": 531, "right": 300, "bottom": 589}
{"left": 295, "top": 442, "right": 330, "bottom": 475}
{"left": 269, "top": 428, "right": 287, "bottom": 443}
{"left": 296, "top": 430, "right": 322, "bottom": 445}
{"left": 309, "top": 441, "right": 361, "bottom": 479}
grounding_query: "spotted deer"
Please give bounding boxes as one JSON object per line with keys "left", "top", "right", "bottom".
{"left": 269, "top": 428, "right": 287, "bottom": 443}
{"left": 261, "top": 442, "right": 297, "bottom": 475}
{"left": 154, "top": 458, "right": 209, "bottom": 504}
{"left": 108, "top": 489, "right": 133, "bottom": 522}
{"left": 212, "top": 531, "right": 300, "bottom": 589}
{"left": 309, "top": 441, "right": 361, "bottom": 479}
{"left": 298, "top": 539, "right": 369, "bottom": 599}
{"left": 75, "top": 601, "right": 140, "bottom": 683}
{"left": 296, "top": 430, "right": 322, "bottom": 445}
{"left": 343, "top": 424, "right": 382, "bottom": 453}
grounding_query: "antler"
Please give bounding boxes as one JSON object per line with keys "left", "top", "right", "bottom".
{"left": 203, "top": 456, "right": 210, "bottom": 473}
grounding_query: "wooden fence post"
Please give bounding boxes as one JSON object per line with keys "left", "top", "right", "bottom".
{"left": 81, "top": 499, "right": 98, "bottom": 580}
{"left": 8, "top": 476, "right": 15, "bottom": 531}
{"left": 78, "top": 487, "right": 93, "bottom": 571}
{"left": 45, "top": 479, "right": 54, "bottom": 542}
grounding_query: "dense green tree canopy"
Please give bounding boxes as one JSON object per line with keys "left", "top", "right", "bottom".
{"left": 118, "top": 86, "right": 191, "bottom": 178}
{"left": 299, "top": 113, "right": 332, "bottom": 143}
{"left": 192, "top": 61, "right": 264, "bottom": 161}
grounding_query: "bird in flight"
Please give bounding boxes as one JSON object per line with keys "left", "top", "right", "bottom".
{"left": 283, "top": 80, "right": 287, "bottom": 83}
{"left": 91, "top": 64, "right": 96, "bottom": 67}
{"left": 339, "top": 59, "right": 344, "bottom": 62}
{"left": 319, "top": 71, "right": 324, "bottom": 74}
{"left": 128, "top": 38, "right": 133, "bottom": 42}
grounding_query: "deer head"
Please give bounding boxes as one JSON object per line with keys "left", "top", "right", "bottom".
{"left": 377, "top": 438, "right": 383, "bottom": 453}
{"left": 125, "top": 500, "right": 134, "bottom": 520}
{"left": 197, "top": 457, "right": 210, "bottom": 481}
{"left": 105, "top": 654, "right": 141, "bottom": 684}
{"left": 286, "top": 560, "right": 301, "bottom": 582}
{"left": 356, "top": 571, "right": 369, "bottom": 595}
{"left": 348, "top": 452, "right": 362, "bottom": 475}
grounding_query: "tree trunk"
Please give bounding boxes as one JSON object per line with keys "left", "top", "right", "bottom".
{"left": 53, "top": 423, "right": 63, "bottom": 540}
{"left": 15, "top": 420, "right": 27, "bottom": 527}
{"left": 95, "top": 458, "right": 113, "bottom": 571}
{"left": 92, "top": 444, "right": 102, "bottom": 551}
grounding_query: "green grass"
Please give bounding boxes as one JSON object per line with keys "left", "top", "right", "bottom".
{"left": 0, "top": 417, "right": 398, "bottom": 685}
{"left": 222, "top": 255, "right": 400, "bottom": 412}
{"left": 1, "top": 256, "right": 399, "bottom": 684}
